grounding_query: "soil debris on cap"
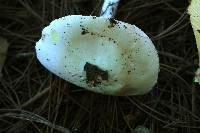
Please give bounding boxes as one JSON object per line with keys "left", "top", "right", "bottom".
{"left": 81, "top": 28, "right": 89, "bottom": 35}
{"left": 108, "top": 18, "right": 117, "bottom": 28}
{"left": 84, "top": 62, "right": 108, "bottom": 86}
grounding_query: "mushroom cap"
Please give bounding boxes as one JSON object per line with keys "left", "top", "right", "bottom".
{"left": 35, "top": 15, "right": 159, "bottom": 96}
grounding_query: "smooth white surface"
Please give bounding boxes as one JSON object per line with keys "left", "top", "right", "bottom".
{"left": 35, "top": 15, "right": 159, "bottom": 95}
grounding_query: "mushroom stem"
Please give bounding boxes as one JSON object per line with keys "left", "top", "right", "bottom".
{"left": 100, "top": 0, "right": 120, "bottom": 18}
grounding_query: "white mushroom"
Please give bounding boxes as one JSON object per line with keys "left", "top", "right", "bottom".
{"left": 35, "top": 15, "right": 159, "bottom": 96}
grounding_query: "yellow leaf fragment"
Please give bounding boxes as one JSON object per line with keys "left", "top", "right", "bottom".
{"left": 50, "top": 30, "right": 59, "bottom": 44}
{"left": 188, "top": 0, "right": 200, "bottom": 83}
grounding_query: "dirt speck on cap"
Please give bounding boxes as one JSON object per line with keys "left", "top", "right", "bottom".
{"left": 108, "top": 18, "right": 117, "bottom": 28}
{"left": 81, "top": 28, "right": 89, "bottom": 35}
{"left": 84, "top": 62, "right": 108, "bottom": 86}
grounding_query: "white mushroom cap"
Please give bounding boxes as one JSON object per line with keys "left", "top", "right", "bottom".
{"left": 35, "top": 15, "right": 159, "bottom": 96}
